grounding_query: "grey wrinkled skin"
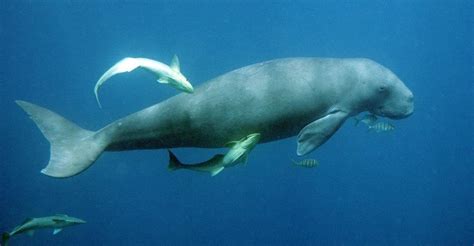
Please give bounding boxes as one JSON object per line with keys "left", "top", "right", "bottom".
{"left": 100, "top": 57, "right": 414, "bottom": 151}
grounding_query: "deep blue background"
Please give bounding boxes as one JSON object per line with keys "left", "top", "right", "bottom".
{"left": 1, "top": 1, "right": 472, "bottom": 245}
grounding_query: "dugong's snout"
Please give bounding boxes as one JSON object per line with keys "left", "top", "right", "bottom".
{"left": 404, "top": 91, "right": 414, "bottom": 117}
{"left": 383, "top": 88, "right": 414, "bottom": 119}
{"left": 371, "top": 76, "right": 414, "bottom": 120}
{"left": 396, "top": 87, "right": 414, "bottom": 119}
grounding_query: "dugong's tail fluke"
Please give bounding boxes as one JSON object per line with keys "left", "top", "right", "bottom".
{"left": 15, "top": 100, "right": 107, "bottom": 178}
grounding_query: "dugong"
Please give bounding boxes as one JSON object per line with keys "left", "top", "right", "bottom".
{"left": 17, "top": 58, "right": 414, "bottom": 178}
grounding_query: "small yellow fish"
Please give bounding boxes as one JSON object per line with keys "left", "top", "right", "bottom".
{"left": 291, "top": 159, "right": 319, "bottom": 168}
{"left": 368, "top": 122, "right": 395, "bottom": 132}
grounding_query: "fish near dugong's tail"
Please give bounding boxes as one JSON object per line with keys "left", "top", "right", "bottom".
{"left": 16, "top": 100, "right": 108, "bottom": 178}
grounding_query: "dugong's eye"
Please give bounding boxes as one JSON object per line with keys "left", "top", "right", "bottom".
{"left": 378, "top": 86, "right": 386, "bottom": 92}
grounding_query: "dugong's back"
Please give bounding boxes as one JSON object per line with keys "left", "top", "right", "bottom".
{"left": 104, "top": 58, "right": 348, "bottom": 150}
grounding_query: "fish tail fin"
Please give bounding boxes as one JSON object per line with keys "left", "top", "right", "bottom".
{"left": 2, "top": 232, "right": 10, "bottom": 246}
{"left": 16, "top": 100, "right": 108, "bottom": 178}
{"left": 167, "top": 149, "right": 182, "bottom": 171}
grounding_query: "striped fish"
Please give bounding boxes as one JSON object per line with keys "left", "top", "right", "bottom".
{"left": 368, "top": 122, "right": 395, "bottom": 132}
{"left": 291, "top": 159, "right": 319, "bottom": 168}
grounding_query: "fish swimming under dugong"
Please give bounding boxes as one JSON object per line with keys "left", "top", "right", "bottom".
{"left": 168, "top": 133, "right": 261, "bottom": 176}
{"left": 16, "top": 57, "right": 414, "bottom": 178}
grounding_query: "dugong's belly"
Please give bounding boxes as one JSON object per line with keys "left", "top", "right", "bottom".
{"left": 104, "top": 58, "right": 338, "bottom": 151}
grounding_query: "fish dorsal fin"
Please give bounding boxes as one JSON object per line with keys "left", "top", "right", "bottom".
{"left": 210, "top": 166, "right": 225, "bottom": 177}
{"left": 27, "top": 230, "right": 35, "bottom": 236}
{"left": 170, "top": 55, "right": 180, "bottom": 73}
{"left": 53, "top": 228, "right": 62, "bottom": 235}
{"left": 297, "top": 110, "right": 348, "bottom": 156}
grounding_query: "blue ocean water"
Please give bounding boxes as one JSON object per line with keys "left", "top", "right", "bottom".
{"left": 0, "top": 1, "right": 472, "bottom": 245}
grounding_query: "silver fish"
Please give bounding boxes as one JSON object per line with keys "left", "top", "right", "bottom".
{"left": 368, "top": 122, "right": 395, "bottom": 132}
{"left": 291, "top": 159, "right": 319, "bottom": 168}
{"left": 2, "top": 214, "right": 85, "bottom": 246}
{"left": 94, "top": 55, "right": 194, "bottom": 108}
{"left": 168, "top": 133, "right": 261, "bottom": 176}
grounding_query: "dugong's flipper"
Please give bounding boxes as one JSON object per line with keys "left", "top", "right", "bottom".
{"left": 94, "top": 58, "right": 142, "bottom": 108}
{"left": 297, "top": 111, "right": 349, "bottom": 156}
{"left": 16, "top": 100, "right": 107, "bottom": 178}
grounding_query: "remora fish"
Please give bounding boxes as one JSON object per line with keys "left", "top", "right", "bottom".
{"left": 354, "top": 113, "right": 378, "bottom": 126}
{"left": 222, "top": 133, "right": 261, "bottom": 166}
{"left": 368, "top": 122, "right": 395, "bottom": 132}
{"left": 168, "top": 150, "right": 226, "bottom": 176}
{"left": 94, "top": 55, "right": 194, "bottom": 108}
{"left": 168, "top": 133, "right": 261, "bottom": 176}
{"left": 291, "top": 159, "right": 320, "bottom": 168}
{"left": 1, "top": 214, "right": 85, "bottom": 246}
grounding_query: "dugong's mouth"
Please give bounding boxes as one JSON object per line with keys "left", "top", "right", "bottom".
{"left": 373, "top": 104, "right": 414, "bottom": 119}
{"left": 390, "top": 110, "right": 413, "bottom": 119}
{"left": 381, "top": 107, "right": 414, "bottom": 119}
